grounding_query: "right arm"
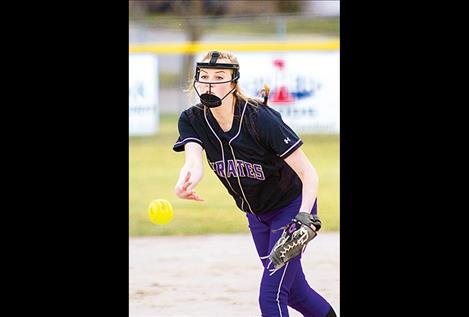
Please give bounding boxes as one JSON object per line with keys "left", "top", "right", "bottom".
{"left": 174, "top": 142, "right": 204, "bottom": 201}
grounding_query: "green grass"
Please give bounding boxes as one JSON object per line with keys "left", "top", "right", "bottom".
{"left": 159, "top": 72, "right": 180, "bottom": 88}
{"left": 129, "top": 113, "right": 339, "bottom": 236}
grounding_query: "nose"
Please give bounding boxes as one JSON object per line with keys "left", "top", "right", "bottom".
{"left": 204, "top": 83, "right": 213, "bottom": 93}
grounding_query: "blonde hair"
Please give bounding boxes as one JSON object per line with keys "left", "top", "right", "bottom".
{"left": 185, "top": 50, "right": 264, "bottom": 106}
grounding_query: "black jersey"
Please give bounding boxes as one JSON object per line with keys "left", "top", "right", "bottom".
{"left": 173, "top": 98, "right": 304, "bottom": 215}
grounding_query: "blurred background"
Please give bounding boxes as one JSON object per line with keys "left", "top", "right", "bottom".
{"left": 129, "top": 0, "right": 340, "bottom": 236}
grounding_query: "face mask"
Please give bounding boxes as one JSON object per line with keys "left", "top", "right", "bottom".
{"left": 193, "top": 81, "right": 238, "bottom": 108}
{"left": 193, "top": 51, "right": 240, "bottom": 108}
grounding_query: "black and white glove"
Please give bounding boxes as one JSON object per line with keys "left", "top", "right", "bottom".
{"left": 268, "top": 213, "right": 321, "bottom": 275}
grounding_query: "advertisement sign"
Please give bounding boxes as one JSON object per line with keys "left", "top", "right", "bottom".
{"left": 237, "top": 51, "right": 339, "bottom": 133}
{"left": 129, "top": 54, "right": 159, "bottom": 136}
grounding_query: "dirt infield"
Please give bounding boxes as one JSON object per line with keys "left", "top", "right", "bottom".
{"left": 130, "top": 232, "right": 340, "bottom": 317}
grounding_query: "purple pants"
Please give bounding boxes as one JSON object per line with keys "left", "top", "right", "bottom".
{"left": 246, "top": 195, "right": 332, "bottom": 317}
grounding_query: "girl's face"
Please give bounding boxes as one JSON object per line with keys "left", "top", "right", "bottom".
{"left": 196, "top": 58, "right": 235, "bottom": 98}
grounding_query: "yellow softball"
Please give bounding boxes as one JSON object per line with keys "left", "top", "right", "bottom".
{"left": 148, "top": 199, "right": 174, "bottom": 225}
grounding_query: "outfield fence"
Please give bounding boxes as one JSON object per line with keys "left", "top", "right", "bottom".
{"left": 129, "top": 39, "right": 339, "bottom": 136}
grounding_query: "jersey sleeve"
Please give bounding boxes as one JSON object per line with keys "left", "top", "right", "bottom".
{"left": 257, "top": 107, "right": 303, "bottom": 159}
{"left": 173, "top": 111, "right": 204, "bottom": 152}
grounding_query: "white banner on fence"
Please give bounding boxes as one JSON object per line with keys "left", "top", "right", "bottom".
{"left": 194, "top": 51, "right": 340, "bottom": 133}
{"left": 237, "top": 51, "right": 339, "bottom": 133}
{"left": 129, "top": 54, "right": 159, "bottom": 136}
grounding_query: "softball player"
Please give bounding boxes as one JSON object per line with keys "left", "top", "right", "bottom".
{"left": 173, "top": 50, "right": 337, "bottom": 317}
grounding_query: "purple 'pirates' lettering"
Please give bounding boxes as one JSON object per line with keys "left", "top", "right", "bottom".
{"left": 211, "top": 159, "right": 264, "bottom": 180}
{"left": 236, "top": 160, "right": 246, "bottom": 177}
{"left": 226, "top": 160, "right": 238, "bottom": 177}
{"left": 215, "top": 161, "right": 225, "bottom": 177}
{"left": 253, "top": 164, "right": 265, "bottom": 180}
{"left": 245, "top": 162, "right": 255, "bottom": 178}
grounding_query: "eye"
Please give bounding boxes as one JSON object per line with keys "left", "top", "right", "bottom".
{"left": 200, "top": 75, "right": 208, "bottom": 80}
{"left": 216, "top": 76, "right": 224, "bottom": 80}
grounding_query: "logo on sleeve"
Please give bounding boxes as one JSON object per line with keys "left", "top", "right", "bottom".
{"left": 284, "top": 137, "right": 291, "bottom": 144}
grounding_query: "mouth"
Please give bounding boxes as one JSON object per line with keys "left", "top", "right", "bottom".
{"left": 199, "top": 92, "right": 222, "bottom": 108}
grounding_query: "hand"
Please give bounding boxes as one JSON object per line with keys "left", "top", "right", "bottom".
{"left": 297, "top": 212, "right": 321, "bottom": 231}
{"left": 268, "top": 212, "right": 319, "bottom": 275}
{"left": 175, "top": 171, "right": 204, "bottom": 201}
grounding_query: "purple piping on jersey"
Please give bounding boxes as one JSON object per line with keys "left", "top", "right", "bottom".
{"left": 279, "top": 139, "right": 302, "bottom": 158}
{"left": 228, "top": 100, "right": 254, "bottom": 214}
{"left": 203, "top": 104, "right": 252, "bottom": 213}
{"left": 174, "top": 137, "right": 203, "bottom": 147}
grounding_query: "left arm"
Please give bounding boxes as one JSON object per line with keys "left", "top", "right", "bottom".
{"left": 269, "top": 148, "right": 320, "bottom": 272}
{"left": 284, "top": 148, "right": 319, "bottom": 215}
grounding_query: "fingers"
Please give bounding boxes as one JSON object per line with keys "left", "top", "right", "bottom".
{"left": 183, "top": 193, "right": 204, "bottom": 201}
{"left": 181, "top": 171, "right": 193, "bottom": 191}
{"left": 175, "top": 171, "right": 204, "bottom": 201}
{"left": 189, "top": 192, "right": 204, "bottom": 201}
{"left": 175, "top": 185, "right": 204, "bottom": 201}
{"left": 184, "top": 189, "right": 204, "bottom": 201}
{"left": 182, "top": 181, "right": 192, "bottom": 192}
{"left": 176, "top": 171, "right": 192, "bottom": 193}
